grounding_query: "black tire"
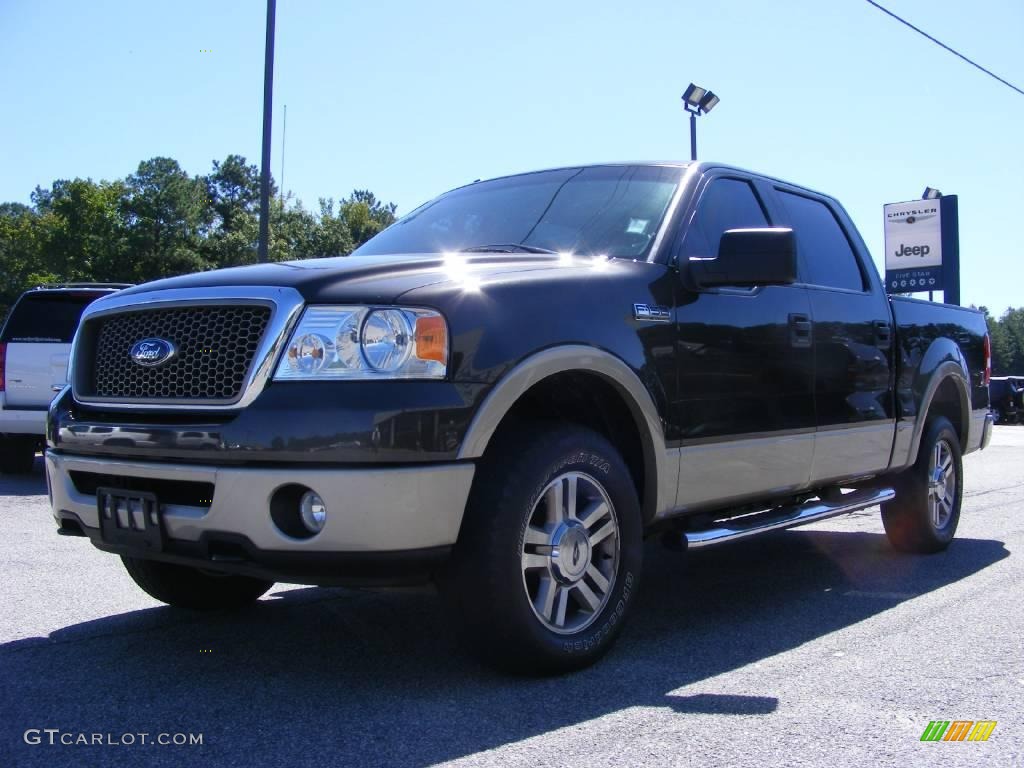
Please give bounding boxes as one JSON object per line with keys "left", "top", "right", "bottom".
{"left": 121, "top": 556, "right": 273, "bottom": 610}
{"left": 881, "top": 417, "right": 963, "bottom": 553}
{"left": 0, "top": 435, "right": 37, "bottom": 474}
{"left": 443, "top": 423, "right": 643, "bottom": 674}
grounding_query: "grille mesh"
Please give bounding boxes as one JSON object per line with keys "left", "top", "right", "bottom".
{"left": 89, "top": 305, "right": 271, "bottom": 401}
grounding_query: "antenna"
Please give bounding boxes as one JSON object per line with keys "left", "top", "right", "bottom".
{"left": 280, "top": 104, "right": 287, "bottom": 206}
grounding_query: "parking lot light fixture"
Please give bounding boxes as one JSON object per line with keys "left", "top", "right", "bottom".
{"left": 682, "top": 82, "right": 719, "bottom": 161}
{"left": 682, "top": 83, "right": 707, "bottom": 107}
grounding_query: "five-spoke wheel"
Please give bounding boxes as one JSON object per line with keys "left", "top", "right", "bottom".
{"left": 927, "top": 438, "right": 957, "bottom": 530}
{"left": 521, "top": 472, "right": 619, "bottom": 634}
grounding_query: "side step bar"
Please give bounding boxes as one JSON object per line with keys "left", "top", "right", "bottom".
{"left": 683, "top": 487, "right": 896, "bottom": 550}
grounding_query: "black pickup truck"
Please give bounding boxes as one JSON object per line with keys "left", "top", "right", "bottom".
{"left": 47, "top": 162, "right": 993, "bottom": 673}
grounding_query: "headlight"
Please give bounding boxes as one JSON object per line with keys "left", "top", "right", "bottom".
{"left": 274, "top": 306, "right": 448, "bottom": 380}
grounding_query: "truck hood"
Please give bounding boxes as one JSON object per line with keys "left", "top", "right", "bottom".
{"left": 114, "top": 253, "right": 592, "bottom": 305}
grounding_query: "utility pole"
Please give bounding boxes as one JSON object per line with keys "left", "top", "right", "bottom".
{"left": 257, "top": 0, "right": 276, "bottom": 262}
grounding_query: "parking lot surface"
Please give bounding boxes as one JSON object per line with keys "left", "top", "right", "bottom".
{"left": 1, "top": 429, "right": 1022, "bottom": 767}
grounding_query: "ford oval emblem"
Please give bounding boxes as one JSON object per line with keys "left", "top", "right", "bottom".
{"left": 129, "top": 338, "right": 177, "bottom": 367}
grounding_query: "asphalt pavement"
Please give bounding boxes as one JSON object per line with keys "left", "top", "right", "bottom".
{"left": 1, "top": 428, "right": 1022, "bottom": 767}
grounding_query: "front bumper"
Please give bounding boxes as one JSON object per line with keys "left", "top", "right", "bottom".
{"left": 47, "top": 451, "right": 474, "bottom": 585}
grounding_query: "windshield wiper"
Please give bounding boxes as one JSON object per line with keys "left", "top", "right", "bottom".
{"left": 460, "top": 243, "right": 558, "bottom": 254}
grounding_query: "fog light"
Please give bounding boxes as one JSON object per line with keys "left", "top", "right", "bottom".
{"left": 299, "top": 491, "right": 327, "bottom": 533}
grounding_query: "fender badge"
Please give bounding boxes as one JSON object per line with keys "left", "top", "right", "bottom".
{"left": 633, "top": 303, "right": 671, "bottom": 322}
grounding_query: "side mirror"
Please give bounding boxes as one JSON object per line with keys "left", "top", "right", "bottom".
{"left": 690, "top": 227, "right": 797, "bottom": 288}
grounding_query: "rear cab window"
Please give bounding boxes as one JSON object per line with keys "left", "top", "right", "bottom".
{"left": 1, "top": 292, "right": 101, "bottom": 343}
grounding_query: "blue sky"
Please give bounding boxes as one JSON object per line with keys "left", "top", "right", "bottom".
{"left": 2, "top": 0, "right": 1021, "bottom": 314}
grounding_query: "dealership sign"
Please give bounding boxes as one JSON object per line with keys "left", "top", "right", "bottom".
{"left": 884, "top": 200, "right": 942, "bottom": 291}
{"left": 883, "top": 195, "right": 960, "bottom": 304}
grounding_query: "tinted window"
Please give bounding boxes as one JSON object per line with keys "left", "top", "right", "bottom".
{"left": 681, "top": 178, "right": 769, "bottom": 259}
{"left": 354, "top": 165, "right": 680, "bottom": 259}
{"left": 777, "top": 191, "right": 864, "bottom": 291}
{"left": 1, "top": 293, "right": 99, "bottom": 343}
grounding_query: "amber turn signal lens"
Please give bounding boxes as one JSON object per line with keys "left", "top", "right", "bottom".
{"left": 415, "top": 315, "right": 448, "bottom": 365}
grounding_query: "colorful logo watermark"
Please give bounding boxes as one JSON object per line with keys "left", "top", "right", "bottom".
{"left": 920, "top": 720, "right": 996, "bottom": 742}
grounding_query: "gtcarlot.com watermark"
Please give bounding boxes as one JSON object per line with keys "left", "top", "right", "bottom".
{"left": 24, "top": 729, "right": 203, "bottom": 747}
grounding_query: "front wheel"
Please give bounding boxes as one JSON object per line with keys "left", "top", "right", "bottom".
{"left": 444, "top": 424, "right": 643, "bottom": 674}
{"left": 882, "top": 417, "right": 963, "bottom": 553}
{"left": 121, "top": 556, "right": 274, "bottom": 609}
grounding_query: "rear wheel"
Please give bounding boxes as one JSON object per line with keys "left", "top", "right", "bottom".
{"left": 444, "top": 424, "right": 642, "bottom": 674}
{"left": 0, "top": 435, "right": 37, "bottom": 474}
{"left": 882, "top": 417, "right": 962, "bottom": 553}
{"left": 121, "top": 556, "right": 273, "bottom": 610}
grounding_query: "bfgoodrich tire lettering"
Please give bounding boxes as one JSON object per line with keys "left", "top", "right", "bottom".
{"left": 444, "top": 424, "right": 642, "bottom": 674}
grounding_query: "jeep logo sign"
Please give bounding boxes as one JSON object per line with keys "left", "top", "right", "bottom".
{"left": 894, "top": 243, "right": 930, "bottom": 258}
{"left": 129, "top": 338, "right": 177, "bottom": 367}
{"left": 884, "top": 201, "right": 942, "bottom": 270}
{"left": 883, "top": 195, "right": 959, "bottom": 297}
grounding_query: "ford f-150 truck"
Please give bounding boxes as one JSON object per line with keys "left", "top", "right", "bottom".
{"left": 46, "top": 162, "right": 993, "bottom": 673}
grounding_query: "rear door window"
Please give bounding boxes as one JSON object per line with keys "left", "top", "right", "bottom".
{"left": 0, "top": 293, "right": 100, "bottom": 343}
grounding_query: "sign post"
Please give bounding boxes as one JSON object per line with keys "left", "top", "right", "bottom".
{"left": 884, "top": 195, "right": 959, "bottom": 305}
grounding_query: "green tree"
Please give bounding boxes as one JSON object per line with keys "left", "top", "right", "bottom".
{"left": 201, "top": 155, "right": 262, "bottom": 269}
{"left": 35, "top": 178, "right": 130, "bottom": 283}
{"left": 268, "top": 197, "right": 320, "bottom": 262}
{"left": 997, "top": 307, "right": 1024, "bottom": 374}
{"left": 310, "top": 198, "right": 356, "bottom": 257}
{"left": 122, "top": 157, "right": 211, "bottom": 281}
{"left": 0, "top": 205, "right": 53, "bottom": 316}
{"left": 206, "top": 154, "right": 261, "bottom": 232}
{"left": 0, "top": 154, "right": 399, "bottom": 311}
{"left": 339, "top": 189, "right": 397, "bottom": 246}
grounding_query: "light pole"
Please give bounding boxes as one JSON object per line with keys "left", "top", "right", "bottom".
{"left": 681, "top": 83, "right": 719, "bottom": 161}
{"left": 257, "top": 0, "right": 277, "bottom": 263}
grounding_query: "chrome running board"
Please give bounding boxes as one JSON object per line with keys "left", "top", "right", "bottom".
{"left": 683, "top": 487, "right": 896, "bottom": 550}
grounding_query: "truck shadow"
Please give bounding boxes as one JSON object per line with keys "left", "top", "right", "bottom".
{"left": 0, "top": 529, "right": 1008, "bottom": 767}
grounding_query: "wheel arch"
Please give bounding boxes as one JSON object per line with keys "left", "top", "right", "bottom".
{"left": 457, "top": 346, "right": 672, "bottom": 524}
{"left": 907, "top": 353, "right": 971, "bottom": 466}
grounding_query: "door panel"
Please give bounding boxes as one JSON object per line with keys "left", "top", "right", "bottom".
{"left": 806, "top": 289, "right": 895, "bottom": 481}
{"left": 772, "top": 188, "right": 896, "bottom": 483}
{"left": 670, "top": 174, "right": 817, "bottom": 510}
{"left": 673, "top": 286, "right": 816, "bottom": 509}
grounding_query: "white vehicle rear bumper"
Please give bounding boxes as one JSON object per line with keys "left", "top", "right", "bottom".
{"left": 0, "top": 400, "right": 47, "bottom": 435}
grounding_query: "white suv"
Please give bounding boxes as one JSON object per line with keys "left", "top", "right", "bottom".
{"left": 0, "top": 284, "right": 130, "bottom": 473}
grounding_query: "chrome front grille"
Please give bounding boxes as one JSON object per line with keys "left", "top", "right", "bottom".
{"left": 83, "top": 305, "right": 272, "bottom": 402}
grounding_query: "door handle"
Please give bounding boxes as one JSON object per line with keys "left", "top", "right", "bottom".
{"left": 789, "top": 313, "right": 812, "bottom": 348}
{"left": 873, "top": 320, "right": 892, "bottom": 349}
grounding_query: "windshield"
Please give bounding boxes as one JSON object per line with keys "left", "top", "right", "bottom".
{"left": 353, "top": 165, "right": 681, "bottom": 258}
